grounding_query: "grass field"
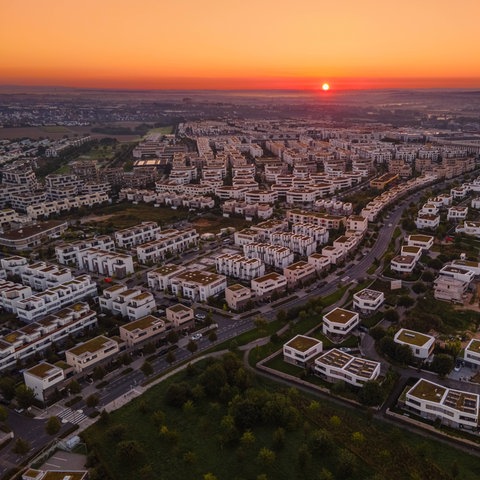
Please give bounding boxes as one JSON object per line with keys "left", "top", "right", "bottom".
{"left": 146, "top": 126, "right": 174, "bottom": 135}
{"left": 82, "top": 354, "right": 480, "bottom": 480}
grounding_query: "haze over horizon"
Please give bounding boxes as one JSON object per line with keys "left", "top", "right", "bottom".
{"left": 1, "top": 0, "right": 480, "bottom": 91}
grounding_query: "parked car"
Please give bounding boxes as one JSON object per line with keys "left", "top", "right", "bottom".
{"left": 191, "top": 333, "right": 203, "bottom": 341}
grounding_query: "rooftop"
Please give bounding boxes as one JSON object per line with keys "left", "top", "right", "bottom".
{"left": 466, "top": 339, "right": 480, "bottom": 354}
{"left": 67, "top": 335, "right": 114, "bottom": 356}
{"left": 227, "top": 283, "right": 249, "bottom": 292}
{"left": 395, "top": 328, "right": 434, "bottom": 347}
{"left": 25, "top": 362, "right": 60, "bottom": 379}
{"left": 354, "top": 288, "right": 383, "bottom": 301}
{"left": 409, "top": 379, "right": 446, "bottom": 403}
{"left": 324, "top": 307, "right": 357, "bottom": 325}
{"left": 167, "top": 303, "right": 192, "bottom": 313}
{"left": 285, "top": 335, "right": 321, "bottom": 352}
{"left": 408, "top": 234, "right": 434, "bottom": 243}
{"left": 121, "top": 315, "right": 165, "bottom": 332}
{"left": 176, "top": 270, "right": 224, "bottom": 286}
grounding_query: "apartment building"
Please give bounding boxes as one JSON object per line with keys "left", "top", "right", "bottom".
{"left": 314, "top": 349, "right": 381, "bottom": 387}
{"left": 147, "top": 264, "right": 187, "bottom": 291}
{"left": 291, "top": 224, "right": 329, "bottom": 245}
{"left": 285, "top": 188, "right": 318, "bottom": 205}
{"left": 415, "top": 213, "right": 440, "bottom": 230}
{"left": 283, "top": 261, "right": 316, "bottom": 288}
{"left": 394, "top": 328, "right": 435, "bottom": 359}
{"left": 353, "top": 288, "right": 385, "bottom": 314}
{"left": 119, "top": 315, "right": 167, "bottom": 348}
{"left": 307, "top": 253, "right": 331, "bottom": 273}
{"left": 215, "top": 253, "right": 265, "bottom": 281}
{"left": 269, "top": 232, "right": 317, "bottom": 256}
{"left": 100, "top": 286, "right": 155, "bottom": 320}
{"left": 233, "top": 229, "right": 262, "bottom": 246}
{"left": 439, "top": 265, "right": 475, "bottom": 284}
{"left": 136, "top": 228, "right": 199, "bottom": 264}
{"left": 55, "top": 235, "right": 115, "bottom": 266}
{"left": 322, "top": 308, "right": 359, "bottom": 336}
{"left": 23, "top": 362, "right": 66, "bottom": 402}
{"left": 0, "top": 221, "right": 68, "bottom": 250}
{"left": 244, "top": 190, "right": 277, "bottom": 204}
{"left": 66, "top": 335, "right": 120, "bottom": 373}
{"left": 456, "top": 221, "right": 480, "bottom": 238}
{"left": 250, "top": 219, "right": 289, "bottom": 239}
{"left": 434, "top": 275, "right": 467, "bottom": 303}
{"left": 406, "top": 234, "right": 434, "bottom": 251}
{"left": 286, "top": 209, "right": 346, "bottom": 230}
{"left": 391, "top": 255, "right": 417, "bottom": 274}
{"left": 76, "top": 248, "right": 134, "bottom": 279}
{"left": 0, "top": 302, "right": 97, "bottom": 372}
{"left": 321, "top": 245, "right": 345, "bottom": 265}
{"left": 215, "top": 185, "right": 248, "bottom": 200}
{"left": 114, "top": 221, "right": 161, "bottom": 249}
{"left": 165, "top": 304, "right": 194, "bottom": 329}
{"left": 225, "top": 284, "right": 252, "bottom": 310}
{"left": 251, "top": 272, "right": 287, "bottom": 298}
{"left": 404, "top": 379, "right": 479, "bottom": 430}
{"left": 243, "top": 243, "right": 294, "bottom": 269}
{"left": 450, "top": 259, "right": 480, "bottom": 277}
{"left": 170, "top": 270, "right": 227, "bottom": 302}
{"left": 20, "top": 262, "right": 72, "bottom": 291}
{"left": 347, "top": 215, "right": 368, "bottom": 233}
{"left": 400, "top": 245, "right": 422, "bottom": 262}
{"left": 370, "top": 173, "right": 399, "bottom": 189}
{"left": 420, "top": 203, "right": 439, "bottom": 216}
{"left": 283, "top": 335, "right": 323, "bottom": 367}
{"left": 463, "top": 339, "right": 480, "bottom": 367}
{"left": 447, "top": 206, "right": 469, "bottom": 222}
{"left": 1, "top": 255, "right": 29, "bottom": 276}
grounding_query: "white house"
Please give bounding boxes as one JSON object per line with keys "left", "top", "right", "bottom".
{"left": 322, "top": 307, "right": 359, "bottom": 336}
{"left": 65, "top": 335, "right": 120, "bottom": 373}
{"left": 439, "top": 265, "right": 475, "bottom": 284}
{"left": 391, "top": 255, "right": 417, "bottom": 274}
{"left": 394, "top": 328, "right": 435, "bottom": 359}
{"left": 406, "top": 234, "right": 434, "bottom": 251}
{"left": 447, "top": 206, "right": 468, "bottom": 221}
{"left": 165, "top": 304, "right": 194, "bottom": 329}
{"left": 23, "top": 362, "right": 66, "bottom": 402}
{"left": 415, "top": 214, "right": 440, "bottom": 230}
{"left": 353, "top": 289, "right": 385, "bottom": 314}
{"left": 283, "top": 335, "right": 323, "bottom": 367}
{"left": 463, "top": 339, "right": 480, "bottom": 366}
{"left": 250, "top": 272, "right": 287, "bottom": 298}
{"left": 170, "top": 270, "right": 227, "bottom": 302}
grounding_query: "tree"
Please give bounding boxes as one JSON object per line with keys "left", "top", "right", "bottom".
{"left": 359, "top": 381, "right": 384, "bottom": 406}
{"left": 431, "top": 354, "right": 454, "bottom": 377}
{"left": 141, "top": 361, "right": 154, "bottom": 377}
{"left": 166, "top": 330, "right": 179, "bottom": 344}
{"left": 257, "top": 447, "right": 275, "bottom": 467}
{"left": 166, "top": 350, "right": 176, "bottom": 365}
{"left": 240, "top": 430, "right": 256, "bottom": 448}
{"left": 46, "top": 416, "right": 61, "bottom": 435}
{"left": 67, "top": 380, "right": 81, "bottom": 395}
{"left": 203, "top": 474, "right": 218, "bottom": 480}
{"left": 15, "top": 385, "right": 35, "bottom": 409}
{"left": 143, "top": 342, "right": 156, "bottom": 355}
{"left": 92, "top": 366, "right": 106, "bottom": 381}
{"left": 272, "top": 427, "right": 285, "bottom": 451}
{"left": 412, "top": 282, "right": 427, "bottom": 294}
{"left": 186, "top": 340, "right": 198, "bottom": 355}
{"left": 397, "top": 295, "right": 415, "bottom": 308}
{"left": 208, "top": 330, "right": 218, "bottom": 343}
{"left": 86, "top": 394, "right": 99, "bottom": 408}
{"left": 0, "top": 406, "right": 7, "bottom": 423}
{"left": 0, "top": 376, "right": 16, "bottom": 401}
{"left": 384, "top": 309, "right": 399, "bottom": 323}
{"left": 118, "top": 440, "right": 144, "bottom": 460}
{"left": 13, "top": 438, "right": 30, "bottom": 454}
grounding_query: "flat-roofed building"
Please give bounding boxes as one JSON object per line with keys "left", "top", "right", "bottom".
{"left": 77, "top": 248, "right": 134, "bottom": 279}
{"left": 23, "top": 362, "right": 65, "bottom": 401}
{"left": 283, "top": 335, "right": 323, "bottom": 367}
{"left": 21, "top": 468, "right": 88, "bottom": 480}
{"left": 447, "top": 206, "right": 468, "bottom": 221}
{"left": 323, "top": 307, "right": 359, "bottom": 336}
{"left": 415, "top": 213, "right": 440, "bottom": 230}
{"left": 406, "top": 234, "right": 434, "bottom": 250}
{"left": 147, "top": 264, "right": 186, "bottom": 291}
{"left": 347, "top": 215, "right": 368, "bottom": 233}
{"left": 55, "top": 235, "right": 115, "bottom": 266}
{"left": 251, "top": 272, "right": 287, "bottom": 299}
{"left": 283, "top": 261, "right": 316, "bottom": 288}
{"left": 269, "top": 232, "right": 317, "bottom": 256}
{"left": 434, "top": 275, "right": 467, "bottom": 303}
{"left": 107, "top": 289, "right": 155, "bottom": 321}
{"left": 463, "top": 339, "right": 480, "bottom": 366}
{"left": 114, "top": 221, "right": 161, "bottom": 248}
{"left": 243, "top": 243, "right": 294, "bottom": 269}
{"left": 286, "top": 209, "right": 346, "bottom": 230}
{"left": 404, "top": 379, "right": 479, "bottom": 430}
{"left": 353, "top": 288, "right": 384, "bottom": 314}
{"left": 370, "top": 173, "right": 398, "bottom": 189}
{"left": 225, "top": 284, "right": 252, "bottom": 310}
{"left": 234, "top": 228, "right": 262, "bottom": 246}
{"left": 119, "top": 315, "right": 167, "bottom": 347}
{"left": 391, "top": 255, "right": 417, "bottom": 273}
{"left": 439, "top": 265, "right": 475, "bottom": 284}
{"left": 66, "top": 335, "right": 120, "bottom": 373}
{"left": 215, "top": 253, "right": 265, "bottom": 281}
{"left": 0, "top": 221, "right": 68, "bottom": 250}
{"left": 314, "top": 349, "right": 381, "bottom": 387}
{"left": 1, "top": 255, "right": 28, "bottom": 276}
{"left": 170, "top": 270, "right": 227, "bottom": 302}
{"left": 400, "top": 245, "right": 422, "bottom": 262}
{"left": 394, "top": 328, "right": 435, "bottom": 359}
{"left": 20, "top": 262, "right": 73, "bottom": 291}
{"left": 450, "top": 259, "right": 480, "bottom": 277}
{"left": 291, "top": 223, "right": 329, "bottom": 245}
{"left": 166, "top": 304, "right": 194, "bottom": 329}
{"left": 0, "top": 279, "right": 33, "bottom": 313}
{"left": 321, "top": 245, "right": 345, "bottom": 265}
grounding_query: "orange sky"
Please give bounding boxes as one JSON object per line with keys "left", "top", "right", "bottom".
{"left": 1, "top": 0, "right": 480, "bottom": 90}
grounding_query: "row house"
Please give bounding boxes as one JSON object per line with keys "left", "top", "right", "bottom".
{"left": 393, "top": 328, "right": 435, "bottom": 360}
{"left": 77, "top": 248, "right": 134, "bottom": 279}
{"left": 291, "top": 223, "right": 329, "bottom": 245}
{"left": 269, "top": 232, "right": 317, "bottom": 256}
{"left": 170, "top": 270, "right": 227, "bottom": 302}
{"left": 119, "top": 315, "right": 167, "bottom": 348}
{"left": 285, "top": 188, "right": 318, "bottom": 205}
{"left": 243, "top": 243, "right": 294, "bottom": 269}
{"left": 283, "top": 335, "right": 323, "bottom": 367}
{"left": 104, "top": 286, "right": 155, "bottom": 321}
{"left": 15, "top": 275, "right": 98, "bottom": 323}
{"left": 404, "top": 379, "right": 479, "bottom": 430}
{"left": 283, "top": 261, "right": 316, "bottom": 288}
{"left": 114, "top": 221, "right": 161, "bottom": 249}
{"left": 450, "top": 259, "right": 480, "bottom": 277}
{"left": 215, "top": 253, "right": 265, "bottom": 281}
{"left": 346, "top": 215, "right": 368, "bottom": 234}
{"left": 136, "top": 228, "right": 199, "bottom": 264}
{"left": 314, "top": 349, "right": 381, "bottom": 387}
{"left": 225, "top": 284, "right": 252, "bottom": 310}
{"left": 0, "top": 255, "right": 28, "bottom": 276}
{"left": 0, "top": 221, "right": 68, "bottom": 251}
{"left": 66, "top": 335, "right": 120, "bottom": 373}
{"left": 20, "top": 261, "right": 73, "bottom": 291}
{"left": 23, "top": 362, "right": 66, "bottom": 402}
{"left": 55, "top": 235, "right": 115, "bottom": 266}
{"left": 0, "top": 279, "right": 33, "bottom": 312}
{"left": 0, "top": 302, "right": 97, "bottom": 372}
{"left": 321, "top": 245, "right": 346, "bottom": 265}
{"left": 250, "top": 272, "right": 287, "bottom": 299}
{"left": 333, "top": 235, "right": 360, "bottom": 256}
{"left": 353, "top": 288, "right": 384, "bottom": 314}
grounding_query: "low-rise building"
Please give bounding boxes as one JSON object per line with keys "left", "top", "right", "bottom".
{"left": 322, "top": 307, "right": 359, "bottom": 336}
{"left": 353, "top": 288, "right": 385, "bottom": 314}
{"left": 20, "top": 262, "right": 73, "bottom": 291}
{"left": 283, "top": 335, "right": 323, "bottom": 367}
{"left": 55, "top": 236, "right": 115, "bottom": 266}
{"left": 114, "top": 221, "right": 161, "bottom": 248}
{"left": 456, "top": 220, "right": 480, "bottom": 238}
{"left": 394, "top": 328, "right": 435, "bottom": 359}
{"left": 215, "top": 253, "right": 265, "bottom": 281}
{"left": 307, "top": 253, "right": 330, "bottom": 273}
{"left": 23, "top": 362, "right": 66, "bottom": 402}
{"left": 76, "top": 248, "right": 134, "bottom": 279}
{"left": 65, "top": 335, "right": 120, "bottom": 373}
{"left": 439, "top": 265, "right": 475, "bottom": 284}
{"left": 447, "top": 206, "right": 468, "bottom": 221}
{"left": 243, "top": 243, "right": 294, "bottom": 269}
{"left": 404, "top": 379, "right": 479, "bottom": 430}
{"left": 391, "top": 255, "right": 417, "bottom": 274}
{"left": 0, "top": 221, "right": 68, "bottom": 250}
{"left": 0, "top": 255, "right": 28, "bottom": 276}
{"left": 314, "top": 349, "right": 381, "bottom": 387}
{"left": 406, "top": 234, "right": 434, "bottom": 250}
{"left": 225, "top": 284, "right": 252, "bottom": 310}
{"left": 433, "top": 275, "right": 467, "bottom": 303}
{"left": 450, "top": 259, "right": 480, "bottom": 277}
{"left": 166, "top": 304, "right": 194, "bottom": 329}
{"left": 250, "top": 272, "right": 287, "bottom": 299}
{"left": 400, "top": 245, "right": 422, "bottom": 262}
{"left": 283, "top": 261, "right": 316, "bottom": 288}
{"left": 415, "top": 213, "right": 440, "bottom": 230}
{"left": 170, "top": 270, "right": 227, "bottom": 302}
{"left": 120, "top": 315, "right": 167, "bottom": 347}
{"left": 109, "top": 289, "right": 156, "bottom": 321}
{"left": 463, "top": 339, "right": 480, "bottom": 366}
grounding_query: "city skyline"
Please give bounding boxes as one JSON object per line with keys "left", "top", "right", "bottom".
{"left": 1, "top": 0, "right": 480, "bottom": 90}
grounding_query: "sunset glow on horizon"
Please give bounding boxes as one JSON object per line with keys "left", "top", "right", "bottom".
{"left": 1, "top": 0, "right": 480, "bottom": 90}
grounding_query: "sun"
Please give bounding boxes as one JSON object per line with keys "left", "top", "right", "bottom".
{"left": 322, "top": 83, "right": 330, "bottom": 91}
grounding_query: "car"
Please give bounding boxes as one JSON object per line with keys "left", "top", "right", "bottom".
{"left": 195, "top": 313, "right": 206, "bottom": 320}
{"left": 191, "top": 333, "right": 203, "bottom": 341}
{"left": 454, "top": 363, "right": 462, "bottom": 372}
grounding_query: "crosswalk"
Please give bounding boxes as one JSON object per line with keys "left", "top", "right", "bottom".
{"left": 57, "top": 408, "right": 87, "bottom": 425}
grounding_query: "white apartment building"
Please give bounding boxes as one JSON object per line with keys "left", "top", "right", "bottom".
{"left": 321, "top": 245, "right": 345, "bottom": 265}
{"left": 234, "top": 229, "right": 262, "bottom": 246}
{"left": 391, "top": 255, "right": 417, "bottom": 274}
{"left": 420, "top": 203, "right": 439, "bottom": 216}
{"left": 243, "top": 243, "right": 294, "bottom": 269}
{"left": 283, "top": 261, "right": 316, "bottom": 288}
{"left": 15, "top": 275, "right": 98, "bottom": 323}
{"left": 286, "top": 209, "right": 346, "bottom": 230}
{"left": 0, "top": 302, "right": 97, "bottom": 372}
{"left": 76, "top": 248, "right": 134, "bottom": 279}
{"left": 291, "top": 224, "right": 329, "bottom": 245}
{"left": 434, "top": 275, "right": 467, "bottom": 303}
{"left": 136, "top": 228, "right": 199, "bottom": 264}
{"left": 307, "top": 253, "right": 331, "bottom": 273}
{"left": 20, "top": 262, "right": 73, "bottom": 291}
{"left": 114, "top": 221, "right": 161, "bottom": 248}
{"left": 314, "top": 349, "right": 381, "bottom": 387}
{"left": 439, "top": 265, "right": 475, "bottom": 284}
{"left": 450, "top": 259, "right": 480, "bottom": 277}
{"left": 394, "top": 328, "right": 435, "bottom": 360}
{"left": 215, "top": 253, "right": 265, "bottom": 281}
{"left": 347, "top": 215, "right": 368, "bottom": 233}
{"left": 285, "top": 188, "right": 318, "bottom": 205}
{"left": 269, "top": 232, "right": 317, "bottom": 256}
{"left": 1, "top": 256, "right": 29, "bottom": 276}
{"left": 447, "top": 206, "right": 468, "bottom": 221}
{"left": 215, "top": 185, "right": 248, "bottom": 200}
{"left": 415, "top": 213, "right": 440, "bottom": 230}
{"left": 170, "top": 270, "right": 227, "bottom": 302}
{"left": 406, "top": 234, "right": 434, "bottom": 251}
{"left": 119, "top": 315, "right": 167, "bottom": 347}
{"left": 472, "top": 198, "right": 480, "bottom": 209}
{"left": 147, "top": 264, "right": 187, "bottom": 291}
{"left": 250, "top": 272, "right": 287, "bottom": 298}
{"left": 225, "top": 284, "right": 252, "bottom": 310}
{"left": 456, "top": 221, "right": 480, "bottom": 238}
{"left": 100, "top": 286, "right": 155, "bottom": 320}
{"left": 66, "top": 335, "right": 120, "bottom": 373}
{"left": 322, "top": 307, "right": 359, "bottom": 336}
{"left": 353, "top": 288, "right": 385, "bottom": 314}
{"left": 55, "top": 236, "right": 115, "bottom": 266}
{"left": 283, "top": 335, "right": 323, "bottom": 367}
{"left": 333, "top": 235, "right": 359, "bottom": 256}
{"left": 165, "top": 304, "right": 194, "bottom": 329}
{"left": 400, "top": 245, "right": 422, "bottom": 262}
{"left": 463, "top": 339, "right": 480, "bottom": 367}
{"left": 0, "top": 280, "right": 33, "bottom": 313}
{"left": 405, "top": 379, "right": 479, "bottom": 430}
{"left": 23, "top": 362, "right": 66, "bottom": 402}
{"left": 244, "top": 190, "right": 278, "bottom": 204}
